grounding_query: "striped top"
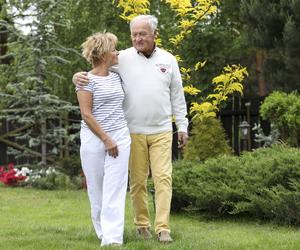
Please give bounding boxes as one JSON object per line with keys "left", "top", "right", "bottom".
{"left": 76, "top": 72, "right": 127, "bottom": 132}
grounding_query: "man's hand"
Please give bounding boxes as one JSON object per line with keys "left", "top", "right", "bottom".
{"left": 72, "top": 71, "right": 89, "bottom": 87}
{"left": 178, "top": 132, "right": 188, "bottom": 149}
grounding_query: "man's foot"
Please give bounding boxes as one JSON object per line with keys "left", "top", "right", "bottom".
{"left": 157, "top": 231, "right": 173, "bottom": 243}
{"left": 136, "top": 227, "right": 152, "bottom": 239}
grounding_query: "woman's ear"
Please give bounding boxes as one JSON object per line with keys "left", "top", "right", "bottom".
{"left": 100, "top": 53, "right": 107, "bottom": 63}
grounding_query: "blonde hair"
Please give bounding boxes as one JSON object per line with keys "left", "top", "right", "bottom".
{"left": 81, "top": 32, "right": 118, "bottom": 66}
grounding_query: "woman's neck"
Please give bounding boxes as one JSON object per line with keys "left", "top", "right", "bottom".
{"left": 90, "top": 65, "right": 109, "bottom": 76}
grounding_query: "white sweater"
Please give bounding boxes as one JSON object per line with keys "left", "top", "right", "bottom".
{"left": 117, "top": 47, "right": 188, "bottom": 134}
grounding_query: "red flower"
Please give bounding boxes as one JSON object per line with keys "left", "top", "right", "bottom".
{"left": 7, "top": 163, "right": 14, "bottom": 169}
{"left": 0, "top": 163, "right": 26, "bottom": 186}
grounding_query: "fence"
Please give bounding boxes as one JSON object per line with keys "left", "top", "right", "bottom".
{"left": 219, "top": 96, "right": 269, "bottom": 155}
{"left": 0, "top": 114, "right": 80, "bottom": 166}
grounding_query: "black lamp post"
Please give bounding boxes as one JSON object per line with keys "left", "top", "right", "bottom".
{"left": 239, "top": 120, "right": 251, "bottom": 152}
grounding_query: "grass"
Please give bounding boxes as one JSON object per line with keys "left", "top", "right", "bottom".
{"left": 0, "top": 186, "right": 300, "bottom": 250}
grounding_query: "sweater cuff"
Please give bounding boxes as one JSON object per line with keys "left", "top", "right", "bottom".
{"left": 177, "top": 124, "right": 188, "bottom": 133}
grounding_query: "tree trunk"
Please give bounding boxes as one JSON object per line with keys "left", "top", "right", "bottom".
{"left": 64, "top": 112, "right": 69, "bottom": 157}
{"left": 255, "top": 50, "right": 267, "bottom": 97}
{"left": 41, "top": 119, "right": 47, "bottom": 165}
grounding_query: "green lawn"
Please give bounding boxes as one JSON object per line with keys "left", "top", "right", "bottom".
{"left": 0, "top": 186, "right": 299, "bottom": 250}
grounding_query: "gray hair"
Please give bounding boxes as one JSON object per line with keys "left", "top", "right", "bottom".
{"left": 130, "top": 15, "right": 158, "bottom": 34}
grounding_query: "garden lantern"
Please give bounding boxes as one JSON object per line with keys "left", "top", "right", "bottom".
{"left": 239, "top": 120, "right": 251, "bottom": 152}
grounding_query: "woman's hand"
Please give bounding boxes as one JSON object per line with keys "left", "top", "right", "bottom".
{"left": 103, "top": 137, "right": 119, "bottom": 158}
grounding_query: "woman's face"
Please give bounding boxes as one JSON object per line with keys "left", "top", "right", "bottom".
{"left": 104, "top": 47, "right": 119, "bottom": 66}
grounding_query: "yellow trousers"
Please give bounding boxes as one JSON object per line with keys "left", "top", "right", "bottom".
{"left": 129, "top": 132, "right": 173, "bottom": 234}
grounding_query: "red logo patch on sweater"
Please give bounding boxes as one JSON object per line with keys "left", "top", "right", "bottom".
{"left": 160, "top": 67, "right": 166, "bottom": 73}
{"left": 155, "top": 63, "right": 171, "bottom": 74}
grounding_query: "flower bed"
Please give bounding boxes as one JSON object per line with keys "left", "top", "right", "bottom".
{"left": 0, "top": 162, "right": 85, "bottom": 190}
{"left": 0, "top": 163, "right": 27, "bottom": 186}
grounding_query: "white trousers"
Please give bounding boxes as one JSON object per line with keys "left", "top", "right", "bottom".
{"left": 80, "top": 126, "right": 130, "bottom": 246}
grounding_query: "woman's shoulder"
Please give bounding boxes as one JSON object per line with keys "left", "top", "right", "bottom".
{"left": 109, "top": 71, "right": 121, "bottom": 79}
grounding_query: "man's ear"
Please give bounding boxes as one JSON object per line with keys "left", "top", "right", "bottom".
{"left": 154, "top": 29, "right": 159, "bottom": 39}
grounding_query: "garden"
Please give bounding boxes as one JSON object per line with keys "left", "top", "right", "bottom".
{"left": 1, "top": 0, "right": 300, "bottom": 249}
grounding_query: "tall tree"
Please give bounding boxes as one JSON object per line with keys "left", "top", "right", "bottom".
{"left": 51, "top": 0, "right": 130, "bottom": 103}
{"left": 0, "top": 0, "right": 9, "bottom": 64}
{"left": 176, "top": 0, "right": 251, "bottom": 99}
{"left": 0, "top": 0, "right": 15, "bottom": 92}
{"left": 0, "top": 0, "right": 78, "bottom": 167}
{"left": 240, "top": 0, "right": 300, "bottom": 94}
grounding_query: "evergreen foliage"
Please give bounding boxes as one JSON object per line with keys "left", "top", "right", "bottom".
{"left": 56, "top": 154, "right": 82, "bottom": 177}
{"left": 0, "top": 0, "right": 15, "bottom": 93}
{"left": 52, "top": 0, "right": 130, "bottom": 102}
{"left": 259, "top": 91, "right": 300, "bottom": 146}
{"left": 0, "top": 1, "right": 79, "bottom": 167}
{"left": 252, "top": 123, "right": 280, "bottom": 147}
{"left": 183, "top": 117, "right": 232, "bottom": 161}
{"left": 240, "top": 0, "right": 300, "bottom": 92}
{"left": 172, "top": 145, "right": 300, "bottom": 226}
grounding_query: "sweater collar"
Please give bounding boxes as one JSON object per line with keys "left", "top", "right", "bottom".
{"left": 135, "top": 45, "right": 157, "bottom": 58}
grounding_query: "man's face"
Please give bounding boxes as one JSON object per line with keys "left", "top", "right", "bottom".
{"left": 131, "top": 20, "right": 156, "bottom": 56}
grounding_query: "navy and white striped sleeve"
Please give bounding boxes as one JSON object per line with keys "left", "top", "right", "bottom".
{"left": 75, "top": 81, "right": 94, "bottom": 93}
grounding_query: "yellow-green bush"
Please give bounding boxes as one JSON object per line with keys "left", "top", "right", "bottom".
{"left": 183, "top": 117, "right": 232, "bottom": 161}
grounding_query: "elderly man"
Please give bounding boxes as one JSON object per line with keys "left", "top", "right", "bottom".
{"left": 73, "top": 15, "right": 188, "bottom": 243}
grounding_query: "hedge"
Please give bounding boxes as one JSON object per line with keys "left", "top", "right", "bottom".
{"left": 172, "top": 145, "right": 300, "bottom": 226}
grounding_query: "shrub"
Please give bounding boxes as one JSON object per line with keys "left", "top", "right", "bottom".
{"left": 183, "top": 117, "right": 232, "bottom": 161}
{"left": 172, "top": 144, "right": 300, "bottom": 226}
{"left": 24, "top": 171, "right": 83, "bottom": 190}
{"left": 56, "top": 155, "right": 82, "bottom": 177}
{"left": 260, "top": 91, "right": 300, "bottom": 146}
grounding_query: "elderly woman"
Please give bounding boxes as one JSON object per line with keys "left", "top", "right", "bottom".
{"left": 76, "top": 32, "right": 130, "bottom": 247}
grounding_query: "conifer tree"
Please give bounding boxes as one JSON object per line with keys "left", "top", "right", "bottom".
{"left": 240, "top": 0, "right": 300, "bottom": 93}
{"left": 0, "top": 0, "right": 79, "bottom": 167}
{"left": 0, "top": 0, "right": 15, "bottom": 92}
{"left": 0, "top": 0, "right": 9, "bottom": 64}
